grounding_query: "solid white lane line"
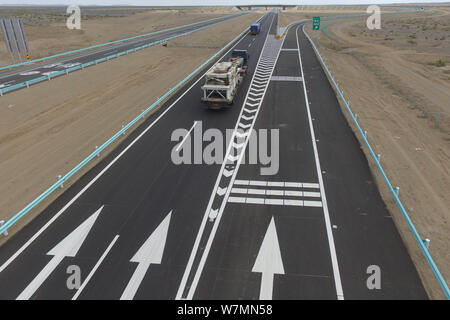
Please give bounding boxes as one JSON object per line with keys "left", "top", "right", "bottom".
{"left": 296, "top": 25, "right": 344, "bottom": 300}
{"left": 72, "top": 235, "right": 119, "bottom": 300}
{"left": 0, "top": 19, "right": 254, "bottom": 274}
{"left": 176, "top": 121, "right": 197, "bottom": 152}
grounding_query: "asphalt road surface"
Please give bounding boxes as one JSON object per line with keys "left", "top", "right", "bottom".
{"left": 0, "top": 12, "right": 248, "bottom": 94}
{"left": 0, "top": 12, "right": 427, "bottom": 300}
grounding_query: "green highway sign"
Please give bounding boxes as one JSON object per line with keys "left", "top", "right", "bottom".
{"left": 313, "top": 16, "right": 320, "bottom": 30}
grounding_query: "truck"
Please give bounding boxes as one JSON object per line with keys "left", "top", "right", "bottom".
{"left": 250, "top": 23, "right": 261, "bottom": 35}
{"left": 201, "top": 49, "right": 249, "bottom": 108}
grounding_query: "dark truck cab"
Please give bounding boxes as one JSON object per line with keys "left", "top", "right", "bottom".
{"left": 250, "top": 23, "right": 261, "bottom": 35}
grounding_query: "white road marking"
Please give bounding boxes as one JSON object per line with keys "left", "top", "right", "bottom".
{"left": 303, "top": 182, "right": 320, "bottom": 188}
{"left": 246, "top": 198, "right": 265, "bottom": 204}
{"left": 17, "top": 206, "right": 102, "bottom": 300}
{"left": 249, "top": 180, "right": 267, "bottom": 186}
{"left": 217, "top": 187, "right": 227, "bottom": 196}
{"left": 231, "top": 188, "right": 247, "bottom": 194}
{"left": 228, "top": 197, "right": 321, "bottom": 208}
{"left": 120, "top": 211, "right": 171, "bottom": 300}
{"left": 284, "top": 190, "right": 302, "bottom": 197}
{"left": 248, "top": 188, "right": 266, "bottom": 195}
{"left": 0, "top": 19, "right": 254, "bottom": 273}
{"left": 266, "top": 190, "right": 284, "bottom": 196}
{"left": 296, "top": 25, "right": 344, "bottom": 300}
{"left": 271, "top": 76, "right": 303, "bottom": 82}
{"left": 284, "top": 182, "right": 302, "bottom": 188}
{"left": 228, "top": 196, "right": 246, "bottom": 203}
{"left": 252, "top": 217, "right": 284, "bottom": 300}
{"left": 72, "top": 234, "right": 119, "bottom": 300}
{"left": 176, "top": 121, "right": 197, "bottom": 152}
{"left": 267, "top": 181, "right": 284, "bottom": 187}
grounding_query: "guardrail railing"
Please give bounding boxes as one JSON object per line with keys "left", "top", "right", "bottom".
{"left": 0, "top": 12, "right": 249, "bottom": 96}
{"left": 0, "top": 15, "right": 262, "bottom": 238}
{"left": 0, "top": 12, "right": 246, "bottom": 72}
{"left": 301, "top": 21, "right": 449, "bottom": 299}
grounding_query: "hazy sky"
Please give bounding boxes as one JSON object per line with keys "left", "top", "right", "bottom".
{"left": 0, "top": 0, "right": 449, "bottom": 5}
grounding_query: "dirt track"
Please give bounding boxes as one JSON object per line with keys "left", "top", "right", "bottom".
{"left": 0, "top": 12, "right": 261, "bottom": 244}
{"left": 303, "top": 8, "right": 449, "bottom": 299}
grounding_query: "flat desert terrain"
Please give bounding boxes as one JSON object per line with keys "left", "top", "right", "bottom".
{"left": 300, "top": 7, "right": 449, "bottom": 299}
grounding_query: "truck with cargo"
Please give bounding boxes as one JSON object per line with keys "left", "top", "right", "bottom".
{"left": 201, "top": 49, "right": 249, "bottom": 108}
{"left": 250, "top": 23, "right": 261, "bottom": 35}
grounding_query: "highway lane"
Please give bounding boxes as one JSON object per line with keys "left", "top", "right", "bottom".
{"left": 0, "top": 14, "right": 428, "bottom": 300}
{"left": 0, "top": 12, "right": 249, "bottom": 95}
{"left": 0, "top": 12, "right": 275, "bottom": 300}
{"left": 190, "top": 23, "right": 428, "bottom": 299}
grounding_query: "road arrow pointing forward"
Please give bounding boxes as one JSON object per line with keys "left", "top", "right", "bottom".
{"left": 17, "top": 206, "right": 103, "bottom": 300}
{"left": 120, "top": 211, "right": 172, "bottom": 300}
{"left": 252, "top": 217, "right": 285, "bottom": 300}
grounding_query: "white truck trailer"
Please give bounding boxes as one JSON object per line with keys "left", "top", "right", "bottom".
{"left": 201, "top": 50, "right": 249, "bottom": 107}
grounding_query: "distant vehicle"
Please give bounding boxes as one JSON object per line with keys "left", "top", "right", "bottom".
{"left": 250, "top": 23, "right": 261, "bottom": 35}
{"left": 201, "top": 49, "right": 249, "bottom": 108}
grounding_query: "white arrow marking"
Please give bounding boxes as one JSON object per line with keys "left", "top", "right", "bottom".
{"left": 251, "top": 88, "right": 266, "bottom": 93}
{"left": 217, "top": 187, "right": 227, "bottom": 196}
{"left": 209, "top": 208, "right": 219, "bottom": 221}
{"left": 17, "top": 206, "right": 103, "bottom": 300}
{"left": 241, "top": 115, "right": 254, "bottom": 121}
{"left": 252, "top": 217, "right": 284, "bottom": 300}
{"left": 232, "top": 141, "right": 245, "bottom": 149}
{"left": 238, "top": 122, "right": 252, "bottom": 129}
{"left": 223, "top": 169, "right": 234, "bottom": 177}
{"left": 245, "top": 102, "right": 259, "bottom": 108}
{"left": 253, "top": 83, "right": 266, "bottom": 89}
{"left": 120, "top": 211, "right": 172, "bottom": 300}
{"left": 251, "top": 80, "right": 265, "bottom": 86}
{"left": 227, "top": 154, "right": 239, "bottom": 162}
{"left": 243, "top": 107, "right": 258, "bottom": 114}
{"left": 235, "top": 131, "right": 249, "bottom": 138}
